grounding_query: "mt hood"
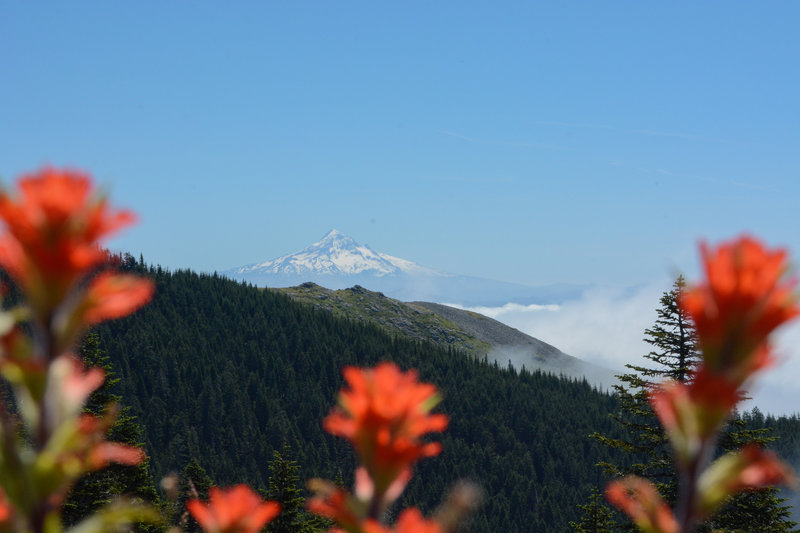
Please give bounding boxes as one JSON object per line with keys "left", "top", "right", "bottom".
{"left": 223, "top": 230, "right": 587, "bottom": 306}
{"left": 232, "top": 229, "right": 435, "bottom": 277}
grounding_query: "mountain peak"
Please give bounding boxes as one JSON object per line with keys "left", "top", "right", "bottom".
{"left": 231, "top": 230, "right": 428, "bottom": 277}
{"left": 224, "top": 231, "right": 588, "bottom": 306}
{"left": 314, "top": 229, "right": 358, "bottom": 249}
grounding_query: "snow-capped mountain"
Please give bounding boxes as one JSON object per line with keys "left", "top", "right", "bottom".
{"left": 223, "top": 230, "right": 588, "bottom": 306}
{"left": 232, "top": 229, "right": 436, "bottom": 277}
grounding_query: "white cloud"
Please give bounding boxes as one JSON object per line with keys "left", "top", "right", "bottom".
{"left": 450, "top": 282, "right": 665, "bottom": 372}
{"left": 452, "top": 282, "right": 800, "bottom": 416}
{"left": 744, "top": 324, "right": 800, "bottom": 415}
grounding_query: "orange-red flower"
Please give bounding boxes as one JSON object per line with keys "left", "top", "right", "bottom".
{"left": 81, "top": 272, "right": 155, "bottom": 325}
{"left": 0, "top": 168, "right": 136, "bottom": 313}
{"left": 695, "top": 445, "right": 796, "bottom": 518}
{"left": 649, "top": 372, "right": 742, "bottom": 460}
{"left": 306, "top": 480, "right": 362, "bottom": 532}
{"left": 44, "top": 354, "right": 106, "bottom": 433}
{"left": 323, "top": 363, "right": 448, "bottom": 493}
{"left": 606, "top": 476, "right": 678, "bottom": 533}
{"left": 41, "top": 412, "right": 145, "bottom": 505}
{"left": 362, "top": 508, "right": 442, "bottom": 533}
{"left": 680, "top": 236, "right": 798, "bottom": 385}
{"left": 0, "top": 486, "right": 12, "bottom": 524}
{"left": 187, "top": 485, "right": 280, "bottom": 533}
{"left": 76, "top": 414, "right": 145, "bottom": 470}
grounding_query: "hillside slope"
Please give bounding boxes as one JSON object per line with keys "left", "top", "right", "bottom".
{"left": 276, "top": 283, "right": 491, "bottom": 357}
{"left": 411, "top": 301, "right": 619, "bottom": 390}
{"left": 277, "top": 282, "right": 618, "bottom": 389}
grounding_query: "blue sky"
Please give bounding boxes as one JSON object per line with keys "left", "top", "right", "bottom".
{"left": 1, "top": 2, "right": 798, "bottom": 288}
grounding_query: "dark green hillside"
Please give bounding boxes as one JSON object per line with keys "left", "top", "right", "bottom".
{"left": 94, "top": 259, "right": 629, "bottom": 532}
{"left": 276, "top": 282, "right": 491, "bottom": 358}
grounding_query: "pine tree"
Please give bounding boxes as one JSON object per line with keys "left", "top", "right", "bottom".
{"left": 709, "top": 488, "right": 798, "bottom": 532}
{"left": 266, "top": 444, "right": 323, "bottom": 533}
{"left": 585, "top": 278, "right": 797, "bottom": 532}
{"left": 569, "top": 488, "right": 620, "bottom": 532}
{"left": 176, "top": 458, "right": 214, "bottom": 533}
{"left": 591, "top": 277, "right": 697, "bottom": 511}
{"left": 61, "top": 332, "right": 160, "bottom": 529}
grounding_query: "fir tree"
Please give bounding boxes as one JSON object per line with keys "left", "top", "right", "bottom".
{"left": 176, "top": 458, "right": 215, "bottom": 533}
{"left": 266, "top": 444, "right": 321, "bottom": 533}
{"left": 709, "top": 488, "right": 798, "bottom": 532}
{"left": 592, "top": 277, "right": 697, "bottom": 510}
{"left": 569, "top": 488, "right": 619, "bottom": 532}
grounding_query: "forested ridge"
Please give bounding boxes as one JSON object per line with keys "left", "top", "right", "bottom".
{"left": 92, "top": 258, "right": 800, "bottom": 531}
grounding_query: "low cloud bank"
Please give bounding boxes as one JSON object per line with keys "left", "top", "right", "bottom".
{"left": 450, "top": 281, "right": 800, "bottom": 416}
{"left": 449, "top": 281, "right": 666, "bottom": 373}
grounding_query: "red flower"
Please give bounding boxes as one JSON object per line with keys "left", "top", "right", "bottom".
{"left": 187, "top": 485, "right": 280, "bottom": 533}
{"left": 323, "top": 363, "right": 448, "bottom": 493}
{"left": 0, "top": 486, "right": 12, "bottom": 524}
{"left": 649, "top": 373, "right": 743, "bottom": 460}
{"left": 81, "top": 272, "right": 155, "bottom": 325}
{"left": 0, "top": 168, "right": 136, "bottom": 313}
{"left": 87, "top": 441, "right": 146, "bottom": 470}
{"left": 680, "top": 236, "right": 798, "bottom": 384}
{"left": 76, "top": 414, "right": 145, "bottom": 470}
{"left": 42, "top": 413, "right": 145, "bottom": 505}
{"left": 306, "top": 480, "right": 362, "bottom": 532}
{"left": 695, "top": 445, "right": 796, "bottom": 518}
{"left": 606, "top": 476, "right": 679, "bottom": 533}
{"left": 362, "top": 508, "right": 442, "bottom": 533}
{"left": 43, "top": 354, "right": 106, "bottom": 432}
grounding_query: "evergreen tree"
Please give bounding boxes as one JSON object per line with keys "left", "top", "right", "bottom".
{"left": 266, "top": 444, "right": 321, "bottom": 533}
{"left": 61, "top": 332, "right": 160, "bottom": 529}
{"left": 569, "top": 488, "right": 619, "bottom": 532}
{"left": 592, "top": 278, "right": 697, "bottom": 511}
{"left": 709, "top": 487, "right": 798, "bottom": 532}
{"left": 176, "top": 458, "right": 215, "bottom": 533}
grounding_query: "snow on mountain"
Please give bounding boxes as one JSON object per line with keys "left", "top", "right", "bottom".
{"left": 223, "top": 230, "right": 588, "bottom": 306}
{"left": 231, "top": 229, "right": 439, "bottom": 277}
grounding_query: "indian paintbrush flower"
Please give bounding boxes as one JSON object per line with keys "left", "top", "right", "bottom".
{"left": 323, "top": 362, "right": 448, "bottom": 497}
{"left": 680, "top": 235, "right": 798, "bottom": 387}
{"left": 187, "top": 485, "right": 280, "bottom": 533}
{"left": 0, "top": 168, "right": 139, "bottom": 320}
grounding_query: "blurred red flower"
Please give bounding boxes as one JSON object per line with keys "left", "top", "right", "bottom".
{"left": 187, "top": 485, "right": 280, "bottom": 533}
{"left": 680, "top": 236, "right": 798, "bottom": 384}
{"left": 0, "top": 168, "right": 137, "bottom": 312}
{"left": 76, "top": 414, "right": 145, "bottom": 470}
{"left": 695, "top": 444, "right": 796, "bottom": 517}
{"left": 82, "top": 272, "right": 154, "bottom": 325}
{"left": 323, "top": 362, "right": 448, "bottom": 492}
{"left": 606, "top": 476, "right": 678, "bottom": 533}
{"left": 362, "top": 508, "right": 442, "bottom": 533}
{"left": 306, "top": 480, "right": 361, "bottom": 532}
{"left": 0, "top": 487, "right": 11, "bottom": 524}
